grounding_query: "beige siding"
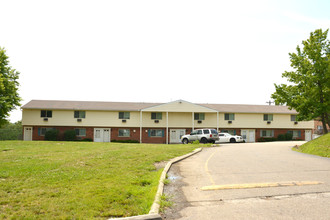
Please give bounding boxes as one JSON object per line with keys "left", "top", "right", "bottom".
{"left": 219, "top": 113, "right": 314, "bottom": 129}
{"left": 22, "top": 109, "right": 314, "bottom": 129}
{"left": 194, "top": 113, "right": 218, "bottom": 128}
{"left": 168, "top": 112, "right": 192, "bottom": 127}
{"left": 141, "top": 112, "right": 167, "bottom": 127}
{"left": 22, "top": 109, "right": 141, "bottom": 127}
{"left": 142, "top": 100, "right": 217, "bottom": 112}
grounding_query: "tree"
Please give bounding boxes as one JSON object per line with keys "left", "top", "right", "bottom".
{"left": 272, "top": 29, "right": 330, "bottom": 134}
{"left": 0, "top": 121, "right": 22, "bottom": 140}
{"left": 0, "top": 47, "right": 21, "bottom": 127}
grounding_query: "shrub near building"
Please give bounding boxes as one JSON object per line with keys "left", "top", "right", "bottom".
{"left": 64, "top": 130, "right": 76, "bottom": 141}
{"left": 44, "top": 129, "right": 59, "bottom": 141}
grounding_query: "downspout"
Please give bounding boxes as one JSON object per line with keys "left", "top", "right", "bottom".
{"left": 217, "top": 112, "right": 219, "bottom": 132}
{"left": 192, "top": 112, "right": 194, "bottom": 131}
{"left": 166, "top": 111, "right": 168, "bottom": 144}
{"left": 140, "top": 111, "right": 142, "bottom": 143}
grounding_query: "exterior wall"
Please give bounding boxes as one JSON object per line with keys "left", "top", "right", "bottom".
{"left": 27, "top": 126, "right": 94, "bottom": 141}
{"left": 219, "top": 113, "right": 314, "bottom": 129}
{"left": 22, "top": 107, "right": 314, "bottom": 143}
{"left": 22, "top": 109, "right": 141, "bottom": 127}
{"left": 168, "top": 112, "right": 192, "bottom": 127}
{"left": 24, "top": 124, "right": 308, "bottom": 143}
{"left": 141, "top": 128, "right": 167, "bottom": 144}
{"left": 314, "top": 120, "right": 329, "bottom": 134}
{"left": 255, "top": 128, "right": 306, "bottom": 141}
{"left": 111, "top": 127, "right": 140, "bottom": 142}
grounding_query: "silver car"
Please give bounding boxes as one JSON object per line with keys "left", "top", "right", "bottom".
{"left": 181, "top": 128, "right": 219, "bottom": 144}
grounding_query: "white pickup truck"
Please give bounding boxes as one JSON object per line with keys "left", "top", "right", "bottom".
{"left": 218, "top": 132, "right": 244, "bottom": 143}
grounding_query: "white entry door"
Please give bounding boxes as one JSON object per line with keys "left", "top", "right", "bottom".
{"left": 24, "top": 127, "right": 33, "bottom": 141}
{"left": 170, "top": 129, "right": 186, "bottom": 143}
{"left": 305, "top": 130, "right": 312, "bottom": 141}
{"left": 94, "top": 128, "right": 111, "bottom": 142}
{"left": 241, "top": 129, "right": 255, "bottom": 143}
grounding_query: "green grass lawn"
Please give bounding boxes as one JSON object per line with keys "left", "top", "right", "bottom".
{"left": 293, "top": 133, "right": 330, "bottom": 158}
{"left": 0, "top": 141, "right": 197, "bottom": 219}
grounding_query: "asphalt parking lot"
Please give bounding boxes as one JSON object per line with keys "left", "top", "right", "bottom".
{"left": 163, "top": 142, "right": 330, "bottom": 220}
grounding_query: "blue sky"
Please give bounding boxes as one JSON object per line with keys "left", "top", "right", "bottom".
{"left": 1, "top": 0, "right": 329, "bottom": 122}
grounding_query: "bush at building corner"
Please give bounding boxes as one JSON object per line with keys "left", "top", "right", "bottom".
{"left": 45, "top": 129, "right": 59, "bottom": 141}
{"left": 64, "top": 130, "right": 76, "bottom": 141}
{"left": 284, "top": 133, "right": 293, "bottom": 141}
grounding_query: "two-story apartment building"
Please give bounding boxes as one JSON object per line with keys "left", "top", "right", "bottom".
{"left": 21, "top": 99, "right": 314, "bottom": 143}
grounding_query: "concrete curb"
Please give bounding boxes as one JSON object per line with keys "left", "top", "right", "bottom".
{"left": 149, "top": 147, "right": 202, "bottom": 215}
{"left": 110, "top": 147, "right": 202, "bottom": 220}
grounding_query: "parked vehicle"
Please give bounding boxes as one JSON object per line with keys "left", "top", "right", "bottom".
{"left": 218, "top": 132, "right": 244, "bottom": 143}
{"left": 181, "top": 129, "right": 219, "bottom": 144}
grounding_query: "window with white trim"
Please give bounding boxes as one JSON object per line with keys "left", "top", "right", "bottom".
{"left": 149, "top": 129, "right": 164, "bottom": 137}
{"left": 118, "top": 129, "right": 130, "bottom": 137}
{"left": 119, "top": 112, "right": 130, "bottom": 119}
{"left": 41, "top": 110, "right": 52, "bottom": 118}
{"left": 224, "top": 113, "right": 235, "bottom": 120}
{"left": 260, "top": 130, "right": 274, "bottom": 137}
{"left": 151, "top": 112, "right": 162, "bottom": 120}
{"left": 38, "top": 127, "right": 56, "bottom": 136}
{"left": 74, "top": 111, "right": 86, "bottom": 118}
{"left": 263, "top": 114, "right": 273, "bottom": 121}
{"left": 75, "top": 128, "right": 86, "bottom": 136}
{"left": 288, "top": 130, "right": 301, "bottom": 139}
{"left": 194, "top": 113, "right": 205, "bottom": 120}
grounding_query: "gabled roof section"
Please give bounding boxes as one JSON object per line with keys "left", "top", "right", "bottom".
{"left": 141, "top": 100, "right": 218, "bottom": 112}
{"left": 22, "top": 100, "right": 160, "bottom": 111}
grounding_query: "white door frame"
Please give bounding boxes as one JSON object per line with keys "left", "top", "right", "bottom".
{"left": 305, "top": 130, "right": 312, "bottom": 141}
{"left": 170, "top": 129, "right": 186, "bottom": 144}
{"left": 94, "top": 128, "right": 111, "bottom": 142}
{"left": 241, "top": 129, "right": 255, "bottom": 143}
{"left": 24, "top": 127, "right": 33, "bottom": 141}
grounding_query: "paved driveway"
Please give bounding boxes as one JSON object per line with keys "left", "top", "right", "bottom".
{"left": 163, "top": 142, "right": 330, "bottom": 220}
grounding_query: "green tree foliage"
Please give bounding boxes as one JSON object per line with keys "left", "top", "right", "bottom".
{"left": 272, "top": 29, "right": 330, "bottom": 134}
{"left": 0, "top": 47, "right": 21, "bottom": 127}
{"left": 0, "top": 121, "right": 22, "bottom": 140}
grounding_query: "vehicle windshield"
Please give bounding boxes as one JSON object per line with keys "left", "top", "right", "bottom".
{"left": 190, "top": 130, "right": 197, "bottom": 135}
{"left": 211, "top": 129, "right": 218, "bottom": 134}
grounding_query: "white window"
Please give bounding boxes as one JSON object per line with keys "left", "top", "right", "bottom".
{"left": 264, "top": 114, "right": 273, "bottom": 121}
{"left": 74, "top": 111, "right": 86, "bottom": 118}
{"left": 288, "top": 130, "right": 301, "bottom": 139}
{"left": 38, "top": 127, "right": 55, "bottom": 136}
{"left": 194, "top": 113, "right": 205, "bottom": 120}
{"left": 260, "top": 130, "right": 274, "bottom": 137}
{"left": 119, "top": 112, "right": 130, "bottom": 119}
{"left": 149, "top": 129, "right": 164, "bottom": 137}
{"left": 291, "top": 115, "right": 297, "bottom": 121}
{"left": 118, "top": 129, "right": 130, "bottom": 137}
{"left": 151, "top": 112, "right": 162, "bottom": 120}
{"left": 41, "top": 110, "right": 52, "bottom": 118}
{"left": 225, "top": 113, "right": 235, "bottom": 120}
{"left": 75, "top": 128, "right": 86, "bottom": 136}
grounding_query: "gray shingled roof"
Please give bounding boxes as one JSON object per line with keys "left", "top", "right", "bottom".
{"left": 22, "top": 100, "right": 161, "bottom": 111}
{"left": 22, "top": 100, "right": 297, "bottom": 114}
{"left": 202, "top": 103, "right": 297, "bottom": 114}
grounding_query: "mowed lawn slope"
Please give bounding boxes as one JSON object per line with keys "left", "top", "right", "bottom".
{"left": 294, "top": 133, "right": 330, "bottom": 157}
{"left": 0, "top": 141, "right": 196, "bottom": 219}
